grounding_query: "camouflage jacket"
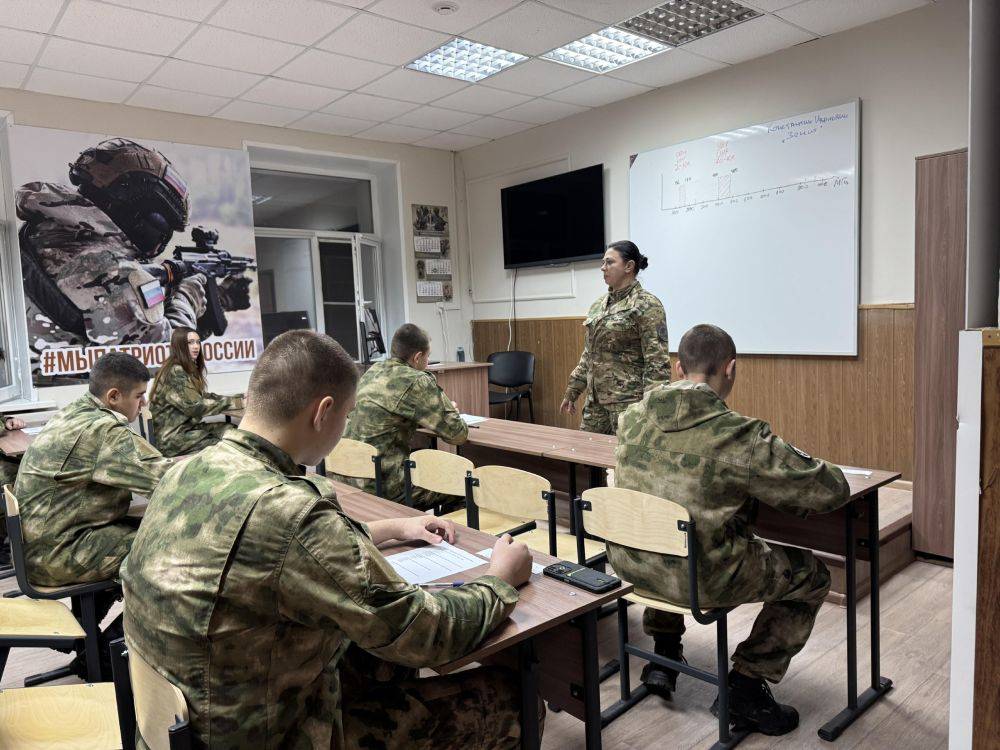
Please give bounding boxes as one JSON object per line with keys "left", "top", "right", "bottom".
{"left": 14, "top": 393, "right": 172, "bottom": 586}
{"left": 338, "top": 358, "right": 468, "bottom": 499}
{"left": 150, "top": 364, "right": 242, "bottom": 457}
{"left": 121, "top": 429, "right": 517, "bottom": 750}
{"left": 564, "top": 280, "right": 671, "bottom": 405}
{"left": 606, "top": 381, "right": 850, "bottom": 608}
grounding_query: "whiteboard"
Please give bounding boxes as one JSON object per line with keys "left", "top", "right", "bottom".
{"left": 628, "top": 101, "right": 859, "bottom": 355}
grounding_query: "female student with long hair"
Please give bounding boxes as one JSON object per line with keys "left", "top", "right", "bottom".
{"left": 148, "top": 327, "right": 244, "bottom": 456}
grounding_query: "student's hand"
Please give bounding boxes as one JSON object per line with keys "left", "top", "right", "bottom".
{"left": 451, "top": 400, "right": 459, "bottom": 410}
{"left": 401, "top": 515, "right": 456, "bottom": 545}
{"left": 3, "top": 417, "right": 25, "bottom": 430}
{"left": 560, "top": 398, "right": 577, "bottom": 415}
{"left": 485, "top": 534, "right": 532, "bottom": 588}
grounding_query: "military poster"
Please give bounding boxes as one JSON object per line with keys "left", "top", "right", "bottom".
{"left": 411, "top": 203, "right": 453, "bottom": 302}
{"left": 10, "top": 125, "right": 264, "bottom": 386}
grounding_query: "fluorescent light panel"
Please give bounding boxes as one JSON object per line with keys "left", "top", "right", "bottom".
{"left": 618, "top": 1, "right": 761, "bottom": 47}
{"left": 541, "top": 26, "right": 668, "bottom": 74}
{"left": 406, "top": 38, "right": 527, "bottom": 82}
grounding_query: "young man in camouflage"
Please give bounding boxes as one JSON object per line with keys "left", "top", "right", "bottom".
{"left": 121, "top": 330, "right": 537, "bottom": 750}
{"left": 335, "top": 323, "right": 468, "bottom": 509}
{"left": 608, "top": 324, "right": 850, "bottom": 736}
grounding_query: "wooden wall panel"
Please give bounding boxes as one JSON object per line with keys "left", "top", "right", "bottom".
{"left": 473, "top": 306, "right": 914, "bottom": 479}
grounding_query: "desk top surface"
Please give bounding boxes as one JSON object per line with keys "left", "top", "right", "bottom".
{"left": 427, "top": 361, "right": 492, "bottom": 372}
{"left": 0, "top": 430, "right": 34, "bottom": 458}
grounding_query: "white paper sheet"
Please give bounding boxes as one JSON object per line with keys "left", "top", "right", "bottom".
{"left": 476, "top": 547, "right": 545, "bottom": 575}
{"left": 461, "top": 414, "right": 487, "bottom": 425}
{"left": 21, "top": 426, "right": 43, "bottom": 435}
{"left": 385, "top": 541, "right": 488, "bottom": 585}
{"left": 839, "top": 467, "right": 873, "bottom": 477}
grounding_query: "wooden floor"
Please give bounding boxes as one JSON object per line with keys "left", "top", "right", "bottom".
{"left": 0, "top": 561, "right": 950, "bottom": 750}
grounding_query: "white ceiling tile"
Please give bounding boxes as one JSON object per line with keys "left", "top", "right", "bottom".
{"left": 497, "top": 98, "right": 589, "bottom": 125}
{"left": 432, "top": 85, "right": 532, "bottom": 115}
{"left": 213, "top": 99, "right": 308, "bottom": 127}
{"left": 241, "top": 78, "right": 345, "bottom": 110}
{"left": 97, "top": 0, "right": 217, "bottom": 21}
{"left": 415, "top": 132, "right": 491, "bottom": 151}
{"left": 0, "top": 61, "right": 29, "bottom": 88}
{"left": 392, "top": 106, "right": 480, "bottom": 130}
{"left": 481, "top": 58, "right": 593, "bottom": 97}
{"left": 358, "top": 68, "right": 468, "bottom": 104}
{"left": 743, "top": 0, "right": 805, "bottom": 11}
{"left": 54, "top": 0, "right": 197, "bottom": 55}
{"left": 355, "top": 122, "right": 438, "bottom": 144}
{"left": 452, "top": 116, "right": 535, "bottom": 139}
{"left": 317, "top": 13, "right": 450, "bottom": 66}
{"left": 322, "top": 92, "right": 418, "bottom": 120}
{"left": 681, "top": 15, "right": 816, "bottom": 65}
{"left": 366, "top": 0, "right": 521, "bottom": 35}
{"left": 537, "top": 0, "right": 665, "bottom": 24}
{"left": 26, "top": 67, "right": 136, "bottom": 103}
{"left": 149, "top": 59, "right": 263, "bottom": 98}
{"left": 290, "top": 112, "right": 378, "bottom": 136}
{"left": 777, "top": 0, "right": 930, "bottom": 36}
{"left": 39, "top": 38, "right": 163, "bottom": 83}
{"left": 0, "top": 27, "right": 45, "bottom": 65}
{"left": 176, "top": 26, "right": 303, "bottom": 75}
{"left": 609, "top": 47, "right": 727, "bottom": 88}
{"left": 127, "top": 84, "right": 229, "bottom": 116}
{"left": 0, "top": 0, "right": 64, "bottom": 32}
{"left": 548, "top": 76, "right": 652, "bottom": 107}
{"left": 465, "top": 2, "right": 602, "bottom": 56}
{"left": 209, "top": 0, "right": 357, "bottom": 46}
{"left": 275, "top": 49, "right": 392, "bottom": 90}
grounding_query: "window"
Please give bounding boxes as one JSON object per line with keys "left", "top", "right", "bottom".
{"left": 251, "top": 169, "right": 374, "bottom": 233}
{"left": 0, "top": 114, "right": 28, "bottom": 402}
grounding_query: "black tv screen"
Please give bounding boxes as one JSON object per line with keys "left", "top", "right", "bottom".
{"left": 501, "top": 164, "right": 605, "bottom": 269}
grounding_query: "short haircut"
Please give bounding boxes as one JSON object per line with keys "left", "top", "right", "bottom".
{"left": 247, "top": 330, "right": 358, "bottom": 423}
{"left": 390, "top": 323, "right": 430, "bottom": 361}
{"left": 678, "top": 324, "right": 737, "bottom": 377}
{"left": 88, "top": 352, "right": 150, "bottom": 397}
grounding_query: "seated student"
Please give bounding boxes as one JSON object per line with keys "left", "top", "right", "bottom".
{"left": 148, "top": 327, "right": 244, "bottom": 456}
{"left": 0, "top": 414, "right": 26, "bottom": 566}
{"left": 608, "top": 324, "right": 849, "bottom": 736}
{"left": 121, "top": 330, "right": 536, "bottom": 749}
{"left": 334, "top": 323, "right": 468, "bottom": 509}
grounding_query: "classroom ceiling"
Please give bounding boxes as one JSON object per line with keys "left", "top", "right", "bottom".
{"left": 0, "top": 0, "right": 932, "bottom": 152}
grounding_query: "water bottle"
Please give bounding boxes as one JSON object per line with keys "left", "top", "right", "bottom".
{"left": 456, "top": 346, "right": 465, "bottom": 362}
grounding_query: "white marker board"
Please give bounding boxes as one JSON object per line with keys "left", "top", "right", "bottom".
{"left": 628, "top": 101, "right": 859, "bottom": 355}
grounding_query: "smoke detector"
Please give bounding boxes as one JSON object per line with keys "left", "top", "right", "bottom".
{"left": 432, "top": 1, "right": 459, "bottom": 14}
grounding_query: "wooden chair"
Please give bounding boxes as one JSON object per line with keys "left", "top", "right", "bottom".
{"left": 138, "top": 406, "right": 154, "bottom": 446}
{"left": 0, "top": 598, "right": 86, "bottom": 683}
{"left": 402, "top": 449, "right": 479, "bottom": 517}
{"left": 3, "top": 486, "right": 118, "bottom": 684}
{"left": 0, "top": 682, "right": 121, "bottom": 749}
{"left": 471, "top": 466, "right": 605, "bottom": 564}
{"left": 110, "top": 638, "right": 192, "bottom": 750}
{"left": 320, "top": 438, "right": 385, "bottom": 497}
{"left": 574, "top": 487, "right": 749, "bottom": 749}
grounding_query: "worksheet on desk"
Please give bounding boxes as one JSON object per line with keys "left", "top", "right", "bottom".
{"left": 386, "top": 541, "right": 488, "bottom": 584}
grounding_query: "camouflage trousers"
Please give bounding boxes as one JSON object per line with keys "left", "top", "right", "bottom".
{"left": 580, "top": 398, "right": 635, "bottom": 436}
{"left": 642, "top": 544, "right": 830, "bottom": 683}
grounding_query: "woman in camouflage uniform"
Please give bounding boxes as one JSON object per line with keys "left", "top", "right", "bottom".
{"left": 148, "top": 327, "right": 243, "bottom": 457}
{"left": 560, "top": 240, "right": 672, "bottom": 435}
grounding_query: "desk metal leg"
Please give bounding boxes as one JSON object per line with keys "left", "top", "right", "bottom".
{"left": 519, "top": 639, "right": 541, "bottom": 750}
{"left": 581, "top": 610, "right": 603, "bottom": 750}
{"left": 568, "top": 462, "right": 578, "bottom": 534}
{"left": 818, "top": 492, "right": 893, "bottom": 741}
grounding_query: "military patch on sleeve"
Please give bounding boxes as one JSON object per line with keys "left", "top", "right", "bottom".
{"left": 656, "top": 322, "right": 668, "bottom": 342}
{"left": 787, "top": 443, "right": 812, "bottom": 461}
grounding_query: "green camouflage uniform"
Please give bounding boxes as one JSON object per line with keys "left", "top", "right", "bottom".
{"left": 607, "top": 381, "right": 850, "bottom": 683}
{"left": 564, "top": 280, "right": 671, "bottom": 435}
{"left": 121, "top": 429, "right": 526, "bottom": 750}
{"left": 13, "top": 393, "right": 173, "bottom": 586}
{"left": 149, "top": 364, "right": 242, "bottom": 457}
{"left": 337, "top": 358, "right": 468, "bottom": 509}
{"left": 0, "top": 418, "right": 22, "bottom": 546}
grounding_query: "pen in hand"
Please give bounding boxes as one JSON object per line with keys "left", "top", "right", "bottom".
{"left": 421, "top": 581, "right": 465, "bottom": 588}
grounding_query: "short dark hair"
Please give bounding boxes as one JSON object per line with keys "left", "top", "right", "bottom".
{"left": 607, "top": 240, "right": 649, "bottom": 273}
{"left": 391, "top": 323, "right": 430, "bottom": 361}
{"left": 88, "top": 352, "right": 150, "bottom": 397}
{"left": 246, "top": 330, "right": 358, "bottom": 423}
{"left": 678, "top": 324, "right": 737, "bottom": 377}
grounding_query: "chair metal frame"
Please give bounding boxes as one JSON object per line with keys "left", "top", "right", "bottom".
{"left": 110, "top": 638, "right": 192, "bottom": 750}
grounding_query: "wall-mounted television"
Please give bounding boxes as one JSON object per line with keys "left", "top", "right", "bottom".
{"left": 501, "top": 164, "right": 605, "bottom": 269}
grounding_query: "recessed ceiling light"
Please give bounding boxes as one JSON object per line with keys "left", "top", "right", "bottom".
{"left": 406, "top": 38, "right": 527, "bottom": 82}
{"left": 617, "top": 0, "right": 761, "bottom": 47}
{"left": 432, "top": 1, "right": 459, "bottom": 15}
{"left": 541, "top": 26, "right": 668, "bottom": 74}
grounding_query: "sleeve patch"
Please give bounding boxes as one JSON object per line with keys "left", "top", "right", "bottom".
{"left": 656, "top": 323, "right": 668, "bottom": 342}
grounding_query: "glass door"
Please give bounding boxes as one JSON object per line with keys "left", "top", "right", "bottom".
{"left": 254, "top": 233, "right": 320, "bottom": 346}
{"left": 319, "top": 239, "right": 360, "bottom": 359}
{"left": 355, "top": 236, "right": 384, "bottom": 361}
{"left": 0, "top": 115, "right": 24, "bottom": 401}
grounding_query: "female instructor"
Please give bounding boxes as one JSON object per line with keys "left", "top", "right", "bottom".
{"left": 560, "top": 240, "right": 671, "bottom": 434}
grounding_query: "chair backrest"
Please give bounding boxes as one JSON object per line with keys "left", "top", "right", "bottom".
{"left": 325, "top": 438, "right": 378, "bottom": 480}
{"left": 408, "top": 449, "right": 474, "bottom": 496}
{"left": 579, "top": 487, "right": 690, "bottom": 557}
{"left": 129, "top": 646, "right": 191, "bottom": 750}
{"left": 3, "top": 485, "right": 18, "bottom": 522}
{"left": 487, "top": 351, "right": 535, "bottom": 389}
{"left": 472, "top": 465, "right": 550, "bottom": 521}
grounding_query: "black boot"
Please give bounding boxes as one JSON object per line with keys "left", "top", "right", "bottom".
{"left": 711, "top": 670, "right": 799, "bottom": 736}
{"left": 641, "top": 637, "right": 684, "bottom": 699}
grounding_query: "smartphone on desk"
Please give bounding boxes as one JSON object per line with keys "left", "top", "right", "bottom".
{"left": 543, "top": 561, "right": 621, "bottom": 594}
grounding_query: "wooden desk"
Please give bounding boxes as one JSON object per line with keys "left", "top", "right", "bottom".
{"left": 337, "top": 488, "right": 631, "bottom": 750}
{"left": 428, "top": 362, "right": 491, "bottom": 417}
{"left": 0, "top": 430, "right": 34, "bottom": 458}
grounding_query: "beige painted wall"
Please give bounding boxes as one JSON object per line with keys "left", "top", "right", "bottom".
{"left": 458, "top": 0, "right": 970, "bottom": 322}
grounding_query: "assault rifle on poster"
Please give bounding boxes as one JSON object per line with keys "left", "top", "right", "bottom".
{"left": 146, "top": 226, "right": 257, "bottom": 338}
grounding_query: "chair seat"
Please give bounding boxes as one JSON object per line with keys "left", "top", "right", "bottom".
{"left": 440, "top": 508, "right": 526, "bottom": 536}
{"left": 0, "top": 599, "right": 85, "bottom": 640}
{"left": 0, "top": 683, "right": 121, "bottom": 749}
{"left": 624, "top": 590, "right": 693, "bottom": 615}
{"left": 488, "top": 391, "right": 524, "bottom": 405}
{"left": 515, "top": 528, "right": 605, "bottom": 562}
